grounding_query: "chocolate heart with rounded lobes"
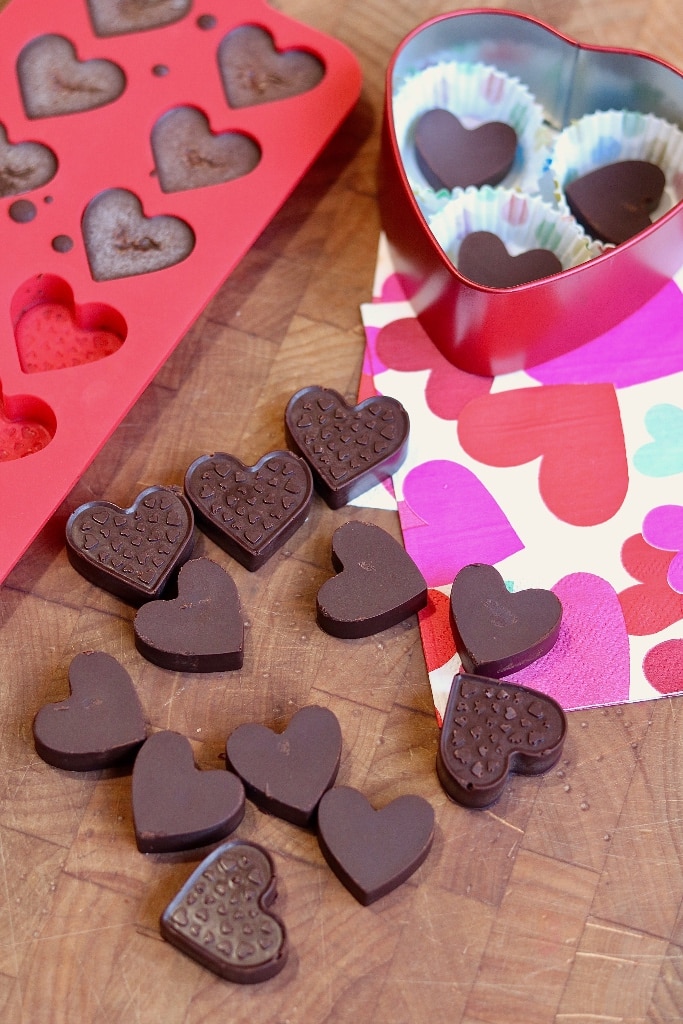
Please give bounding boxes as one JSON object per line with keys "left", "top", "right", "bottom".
{"left": 87, "top": 0, "right": 191, "bottom": 37}
{"left": 17, "top": 34, "right": 125, "bottom": 118}
{"left": 218, "top": 24, "right": 324, "bottom": 109}
{"left": 414, "top": 109, "right": 517, "bottom": 191}
{"left": 132, "top": 731, "right": 245, "bottom": 853}
{"left": 0, "top": 385, "right": 54, "bottom": 461}
{"left": 565, "top": 160, "right": 665, "bottom": 245}
{"left": 226, "top": 706, "right": 342, "bottom": 825}
{"left": 317, "top": 786, "right": 434, "bottom": 905}
{"left": 0, "top": 122, "right": 56, "bottom": 196}
{"left": 457, "top": 231, "right": 562, "bottom": 288}
{"left": 33, "top": 651, "right": 146, "bottom": 771}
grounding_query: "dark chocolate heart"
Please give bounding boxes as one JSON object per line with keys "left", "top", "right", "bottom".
{"left": 132, "top": 730, "right": 245, "bottom": 853}
{"left": 161, "top": 839, "right": 288, "bottom": 983}
{"left": 185, "top": 450, "right": 313, "bottom": 571}
{"left": 151, "top": 107, "right": 261, "bottom": 194}
{"left": 0, "top": 123, "right": 57, "bottom": 197}
{"left": 87, "top": 0, "right": 191, "bottom": 37}
{"left": 457, "top": 231, "right": 563, "bottom": 287}
{"left": 436, "top": 673, "right": 567, "bottom": 807}
{"left": 17, "top": 34, "right": 125, "bottom": 119}
{"left": 316, "top": 786, "right": 434, "bottom": 905}
{"left": 449, "top": 563, "right": 562, "bottom": 677}
{"left": 285, "top": 386, "right": 410, "bottom": 508}
{"left": 414, "top": 108, "right": 517, "bottom": 191}
{"left": 316, "top": 521, "right": 427, "bottom": 638}
{"left": 65, "top": 485, "right": 195, "bottom": 605}
{"left": 226, "top": 706, "right": 342, "bottom": 825}
{"left": 565, "top": 160, "right": 666, "bottom": 244}
{"left": 134, "top": 557, "right": 243, "bottom": 672}
{"left": 218, "top": 24, "right": 325, "bottom": 109}
{"left": 33, "top": 651, "right": 147, "bottom": 771}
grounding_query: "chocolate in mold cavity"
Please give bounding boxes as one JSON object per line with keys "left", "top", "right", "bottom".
{"left": 218, "top": 24, "right": 324, "bottom": 109}
{"left": 450, "top": 563, "right": 562, "bottom": 677}
{"left": 226, "top": 706, "right": 342, "bottom": 826}
{"left": 436, "top": 673, "right": 567, "bottom": 807}
{"left": 414, "top": 108, "right": 517, "bottom": 191}
{"left": 161, "top": 840, "right": 288, "bottom": 982}
{"left": 82, "top": 188, "right": 195, "bottom": 281}
{"left": 33, "top": 651, "right": 147, "bottom": 771}
{"left": 285, "top": 385, "right": 410, "bottom": 508}
{"left": 564, "top": 159, "right": 666, "bottom": 244}
{"left": 0, "top": 124, "right": 57, "bottom": 197}
{"left": 152, "top": 106, "right": 261, "bottom": 194}
{"left": 87, "top": 0, "right": 192, "bottom": 38}
{"left": 134, "top": 557, "right": 243, "bottom": 672}
{"left": 132, "top": 730, "right": 246, "bottom": 853}
{"left": 457, "top": 231, "right": 563, "bottom": 287}
{"left": 17, "top": 35, "right": 125, "bottom": 119}
{"left": 316, "top": 521, "right": 428, "bottom": 638}
{"left": 184, "top": 449, "right": 312, "bottom": 571}
{"left": 65, "top": 484, "right": 195, "bottom": 605}
{"left": 316, "top": 786, "right": 434, "bottom": 905}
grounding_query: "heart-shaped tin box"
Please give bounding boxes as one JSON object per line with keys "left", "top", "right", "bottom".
{"left": 380, "top": 8, "right": 683, "bottom": 375}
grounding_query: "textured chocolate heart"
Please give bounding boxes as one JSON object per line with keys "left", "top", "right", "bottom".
{"left": 161, "top": 839, "right": 287, "bottom": 982}
{"left": 226, "top": 706, "right": 342, "bottom": 825}
{"left": 565, "top": 160, "right": 666, "bottom": 244}
{"left": 317, "top": 786, "right": 434, "bottom": 905}
{"left": 82, "top": 188, "right": 195, "bottom": 282}
{"left": 0, "top": 123, "right": 57, "bottom": 197}
{"left": 218, "top": 24, "right": 325, "bottom": 109}
{"left": 285, "top": 386, "right": 410, "bottom": 508}
{"left": 87, "top": 0, "right": 191, "bottom": 37}
{"left": 457, "top": 231, "right": 563, "bottom": 288}
{"left": 134, "top": 557, "right": 243, "bottom": 672}
{"left": 449, "top": 563, "right": 562, "bottom": 677}
{"left": 436, "top": 673, "right": 567, "bottom": 807}
{"left": 33, "top": 651, "right": 147, "bottom": 771}
{"left": 0, "top": 385, "right": 54, "bottom": 461}
{"left": 132, "top": 730, "right": 245, "bottom": 853}
{"left": 317, "top": 521, "right": 427, "bottom": 638}
{"left": 17, "top": 34, "right": 125, "bottom": 118}
{"left": 185, "top": 450, "right": 313, "bottom": 571}
{"left": 151, "top": 107, "right": 261, "bottom": 194}
{"left": 65, "top": 485, "right": 195, "bottom": 605}
{"left": 414, "top": 108, "right": 517, "bottom": 191}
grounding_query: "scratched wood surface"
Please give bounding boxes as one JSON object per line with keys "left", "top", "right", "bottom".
{"left": 1, "top": 1, "right": 683, "bottom": 1022}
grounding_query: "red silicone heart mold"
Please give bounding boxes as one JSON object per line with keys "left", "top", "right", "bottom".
{"left": 380, "top": 8, "right": 683, "bottom": 375}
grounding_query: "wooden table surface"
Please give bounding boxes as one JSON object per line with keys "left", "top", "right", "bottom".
{"left": 2, "top": 1, "right": 683, "bottom": 1021}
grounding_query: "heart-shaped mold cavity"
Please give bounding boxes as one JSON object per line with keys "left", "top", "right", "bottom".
{"left": 151, "top": 106, "right": 261, "bottom": 193}
{"left": 11, "top": 274, "right": 127, "bottom": 373}
{"left": 86, "top": 0, "right": 192, "bottom": 37}
{"left": 82, "top": 188, "right": 195, "bottom": 281}
{"left": 218, "top": 24, "right": 325, "bottom": 108}
{"left": 0, "top": 383, "right": 55, "bottom": 461}
{"left": 0, "top": 123, "right": 57, "bottom": 197}
{"left": 17, "top": 34, "right": 126, "bottom": 119}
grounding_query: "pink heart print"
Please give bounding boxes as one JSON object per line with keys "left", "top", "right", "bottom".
{"left": 643, "top": 640, "right": 683, "bottom": 695}
{"left": 642, "top": 505, "right": 683, "bottom": 594}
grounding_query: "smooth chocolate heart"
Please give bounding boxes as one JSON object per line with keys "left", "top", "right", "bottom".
{"left": 161, "top": 840, "right": 288, "bottom": 982}
{"left": 317, "top": 521, "right": 427, "bottom": 638}
{"left": 457, "top": 231, "right": 563, "bottom": 288}
{"left": 0, "top": 123, "right": 57, "bottom": 197}
{"left": 449, "top": 563, "right": 562, "bottom": 677}
{"left": 185, "top": 450, "right": 313, "bottom": 571}
{"left": 17, "top": 34, "right": 125, "bottom": 119}
{"left": 151, "top": 107, "right": 261, "bottom": 193}
{"left": 82, "top": 188, "right": 195, "bottom": 282}
{"left": 317, "top": 786, "right": 434, "bottom": 905}
{"left": 33, "top": 651, "right": 147, "bottom": 771}
{"left": 87, "top": 0, "right": 191, "bottom": 37}
{"left": 565, "top": 160, "right": 666, "bottom": 245}
{"left": 134, "top": 557, "right": 243, "bottom": 672}
{"left": 218, "top": 24, "right": 325, "bottom": 109}
{"left": 226, "top": 706, "right": 342, "bottom": 826}
{"left": 132, "top": 730, "right": 245, "bottom": 853}
{"left": 436, "top": 673, "right": 567, "bottom": 807}
{"left": 66, "top": 485, "right": 195, "bottom": 605}
{"left": 285, "top": 386, "right": 410, "bottom": 508}
{"left": 414, "top": 108, "right": 517, "bottom": 191}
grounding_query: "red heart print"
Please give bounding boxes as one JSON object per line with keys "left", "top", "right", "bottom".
{"left": 618, "top": 533, "right": 683, "bottom": 635}
{"left": 418, "top": 589, "right": 456, "bottom": 672}
{"left": 458, "top": 384, "right": 628, "bottom": 526}
{"left": 643, "top": 640, "right": 683, "bottom": 695}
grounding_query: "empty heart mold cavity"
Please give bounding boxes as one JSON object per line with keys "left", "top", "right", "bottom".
{"left": 151, "top": 106, "right": 261, "bottom": 192}
{"left": 0, "top": 123, "right": 57, "bottom": 197}
{"left": 11, "top": 274, "right": 127, "bottom": 373}
{"left": 218, "top": 24, "right": 325, "bottom": 108}
{"left": 17, "top": 35, "right": 126, "bottom": 118}
{"left": 0, "top": 384, "right": 55, "bottom": 461}
{"left": 87, "top": 0, "right": 192, "bottom": 37}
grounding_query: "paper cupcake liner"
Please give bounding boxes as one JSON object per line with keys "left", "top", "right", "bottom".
{"left": 428, "top": 186, "right": 604, "bottom": 279}
{"left": 393, "top": 61, "right": 550, "bottom": 216}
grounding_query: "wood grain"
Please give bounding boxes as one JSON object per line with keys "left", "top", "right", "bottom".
{"left": 1, "top": 1, "right": 683, "bottom": 1021}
